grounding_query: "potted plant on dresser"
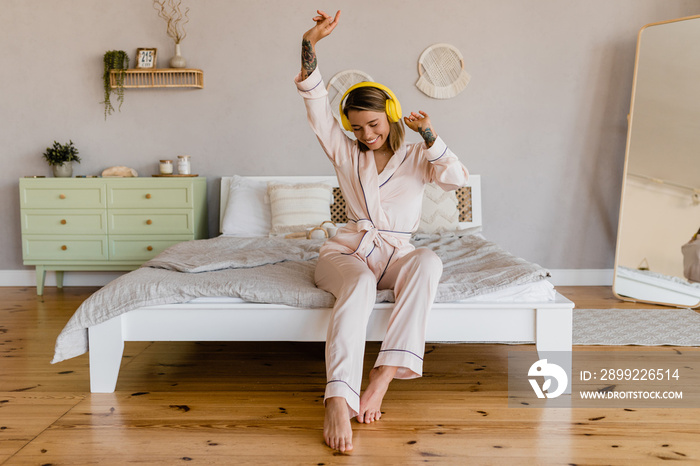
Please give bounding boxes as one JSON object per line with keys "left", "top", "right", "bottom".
{"left": 43, "top": 140, "right": 81, "bottom": 177}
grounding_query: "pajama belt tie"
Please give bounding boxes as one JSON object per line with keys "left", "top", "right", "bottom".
{"left": 354, "top": 219, "right": 411, "bottom": 256}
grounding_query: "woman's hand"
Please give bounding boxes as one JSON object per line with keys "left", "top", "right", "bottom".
{"left": 301, "top": 10, "right": 340, "bottom": 80}
{"left": 303, "top": 10, "right": 341, "bottom": 45}
{"left": 404, "top": 111, "right": 438, "bottom": 147}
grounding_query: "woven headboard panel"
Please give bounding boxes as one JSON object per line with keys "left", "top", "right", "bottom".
{"left": 330, "top": 186, "right": 473, "bottom": 224}
{"left": 220, "top": 175, "right": 482, "bottom": 232}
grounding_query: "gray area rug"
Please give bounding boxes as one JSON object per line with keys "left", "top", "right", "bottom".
{"left": 574, "top": 308, "right": 700, "bottom": 346}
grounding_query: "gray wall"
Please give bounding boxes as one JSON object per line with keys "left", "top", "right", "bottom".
{"left": 2, "top": 0, "right": 698, "bottom": 273}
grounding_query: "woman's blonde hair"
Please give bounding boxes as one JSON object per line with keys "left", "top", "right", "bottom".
{"left": 343, "top": 86, "right": 405, "bottom": 153}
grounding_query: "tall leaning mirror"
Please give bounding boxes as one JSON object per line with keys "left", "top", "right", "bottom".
{"left": 614, "top": 15, "right": 700, "bottom": 308}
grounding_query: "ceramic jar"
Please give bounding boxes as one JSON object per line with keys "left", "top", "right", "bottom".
{"left": 159, "top": 160, "right": 174, "bottom": 175}
{"left": 177, "top": 155, "right": 191, "bottom": 175}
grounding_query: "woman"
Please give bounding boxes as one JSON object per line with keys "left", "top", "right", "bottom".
{"left": 295, "top": 10, "right": 469, "bottom": 452}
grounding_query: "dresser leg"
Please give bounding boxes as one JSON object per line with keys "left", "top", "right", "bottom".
{"left": 55, "top": 271, "right": 64, "bottom": 289}
{"left": 35, "top": 266, "right": 46, "bottom": 296}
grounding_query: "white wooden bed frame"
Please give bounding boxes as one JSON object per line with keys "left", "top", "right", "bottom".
{"left": 88, "top": 175, "right": 574, "bottom": 393}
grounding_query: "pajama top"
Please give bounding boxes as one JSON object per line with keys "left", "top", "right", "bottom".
{"left": 295, "top": 68, "right": 469, "bottom": 274}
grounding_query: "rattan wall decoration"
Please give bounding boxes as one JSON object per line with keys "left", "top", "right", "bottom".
{"left": 330, "top": 186, "right": 472, "bottom": 224}
{"left": 327, "top": 69, "right": 374, "bottom": 126}
{"left": 416, "top": 43, "right": 471, "bottom": 99}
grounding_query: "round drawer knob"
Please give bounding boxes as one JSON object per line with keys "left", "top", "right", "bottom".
{"left": 59, "top": 194, "right": 66, "bottom": 199}
{"left": 60, "top": 219, "right": 67, "bottom": 225}
{"left": 147, "top": 246, "right": 153, "bottom": 251}
{"left": 146, "top": 219, "right": 153, "bottom": 225}
{"left": 145, "top": 193, "right": 152, "bottom": 199}
{"left": 61, "top": 245, "right": 68, "bottom": 251}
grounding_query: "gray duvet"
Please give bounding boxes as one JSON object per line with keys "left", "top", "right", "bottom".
{"left": 52, "top": 232, "right": 548, "bottom": 363}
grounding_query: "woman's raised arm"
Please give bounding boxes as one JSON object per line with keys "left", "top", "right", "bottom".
{"left": 300, "top": 10, "right": 341, "bottom": 80}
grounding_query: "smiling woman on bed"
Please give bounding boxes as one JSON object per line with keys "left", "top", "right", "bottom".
{"left": 295, "top": 10, "right": 469, "bottom": 452}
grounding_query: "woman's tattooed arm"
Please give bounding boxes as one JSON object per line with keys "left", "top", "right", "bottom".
{"left": 418, "top": 126, "right": 437, "bottom": 147}
{"left": 301, "top": 39, "right": 317, "bottom": 80}
{"left": 299, "top": 11, "right": 339, "bottom": 80}
{"left": 404, "top": 111, "right": 438, "bottom": 148}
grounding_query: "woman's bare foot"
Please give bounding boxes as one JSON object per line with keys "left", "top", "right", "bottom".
{"left": 324, "top": 397, "right": 353, "bottom": 452}
{"left": 357, "top": 365, "right": 398, "bottom": 424}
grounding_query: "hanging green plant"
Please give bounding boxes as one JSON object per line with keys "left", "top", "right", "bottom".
{"left": 102, "top": 50, "right": 129, "bottom": 120}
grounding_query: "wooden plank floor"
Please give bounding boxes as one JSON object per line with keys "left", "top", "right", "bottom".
{"left": 1, "top": 286, "right": 699, "bottom": 464}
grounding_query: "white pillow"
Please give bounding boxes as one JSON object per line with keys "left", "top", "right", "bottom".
{"left": 417, "top": 183, "right": 459, "bottom": 234}
{"left": 268, "top": 182, "right": 332, "bottom": 236}
{"left": 221, "top": 176, "right": 271, "bottom": 236}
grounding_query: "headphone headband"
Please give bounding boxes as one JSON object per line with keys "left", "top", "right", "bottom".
{"left": 339, "top": 81, "right": 402, "bottom": 131}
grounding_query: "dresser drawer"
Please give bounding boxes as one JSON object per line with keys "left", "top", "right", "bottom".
{"left": 22, "top": 236, "right": 108, "bottom": 261}
{"left": 108, "top": 210, "right": 194, "bottom": 235}
{"left": 21, "top": 210, "right": 107, "bottom": 235}
{"left": 109, "top": 236, "right": 191, "bottom": 261}
{"left": 20, "top": 185, "right": 106, "bottom": 209}
{"left": 108, "top": 184, "right": 193, "bottom": 209}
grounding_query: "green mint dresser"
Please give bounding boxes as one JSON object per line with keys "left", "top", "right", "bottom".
{"left": 19, "top": 177, "right": 208, "bottom": 295}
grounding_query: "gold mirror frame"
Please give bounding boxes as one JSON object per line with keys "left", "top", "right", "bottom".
{"left": 613, "top": 15, "right": 700, "bottom": 309}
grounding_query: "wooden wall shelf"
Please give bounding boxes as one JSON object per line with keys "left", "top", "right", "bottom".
{"left": 110, "top": 69, "right": 203, "bottom": 89}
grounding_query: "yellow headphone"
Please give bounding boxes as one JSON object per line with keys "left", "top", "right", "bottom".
{"left": 339, "top": 81, "right": 402, "bottom": 131}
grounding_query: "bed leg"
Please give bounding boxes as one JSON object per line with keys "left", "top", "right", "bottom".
{"left": 535, "top": 307, "right": 573, "bottom": 395}
{"left": 88, "top": 316, "right": 124, "bottom": 393}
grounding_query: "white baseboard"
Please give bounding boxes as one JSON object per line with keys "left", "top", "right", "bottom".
{"left": 0, "top": 270, "right": 126, "bottom": 287}
{"left": 547, "top": 269, "right": 614, "bottom": 287}
{"left": 1, "top": 268, "right": 614, "bottom": 288}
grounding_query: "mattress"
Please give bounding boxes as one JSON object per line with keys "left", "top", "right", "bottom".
{"left": 187, "top": 279, "right": 556, "bottom": 305}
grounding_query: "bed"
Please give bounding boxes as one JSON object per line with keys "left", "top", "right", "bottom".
{"left": 51, "top": 175, "right": 574, "bottom": 393}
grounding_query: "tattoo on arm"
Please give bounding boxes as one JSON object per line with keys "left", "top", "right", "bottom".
{"left": 301, "top": 39, "right": 317, "bottom": 79}
{"left": 418, "top": 126, "right": 436, "bottom": 146}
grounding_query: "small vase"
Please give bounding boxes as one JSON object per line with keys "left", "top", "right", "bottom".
{"left": 170, "top": 43, "right": 187, "bottom": 68}
{"left": 53, "top": 162, "right": 73, "bottom": 178}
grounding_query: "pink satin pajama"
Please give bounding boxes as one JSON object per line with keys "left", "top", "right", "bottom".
{"left": 296, "top": 68, "right": 469, "bottom": 417}
{"left": 315, "top": 247, "right": 443, "bottom": 416}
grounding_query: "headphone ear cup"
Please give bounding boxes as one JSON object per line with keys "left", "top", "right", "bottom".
{"left": 386, "top": 95, "right": 402, "bottom": 123}
{"left": 385, "top": 99, "right": 399, "bottom": 123}
{"left": 340, "top": 111, "right": 352, "bottom": 131}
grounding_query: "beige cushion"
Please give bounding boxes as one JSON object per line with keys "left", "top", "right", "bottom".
{"left": 268, "top": 182, "right": 332, "bottom": 236}
{"left": 417, "top": 183, "right": 459, "bottom": 234}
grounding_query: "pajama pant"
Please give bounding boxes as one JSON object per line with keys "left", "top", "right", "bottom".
{"left": 314, "top": 246, "right": 443, "bottom": 418}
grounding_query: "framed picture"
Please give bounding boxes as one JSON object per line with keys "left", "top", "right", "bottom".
{"left": 135, "top": 48, "right": 157, "bottom": 69}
